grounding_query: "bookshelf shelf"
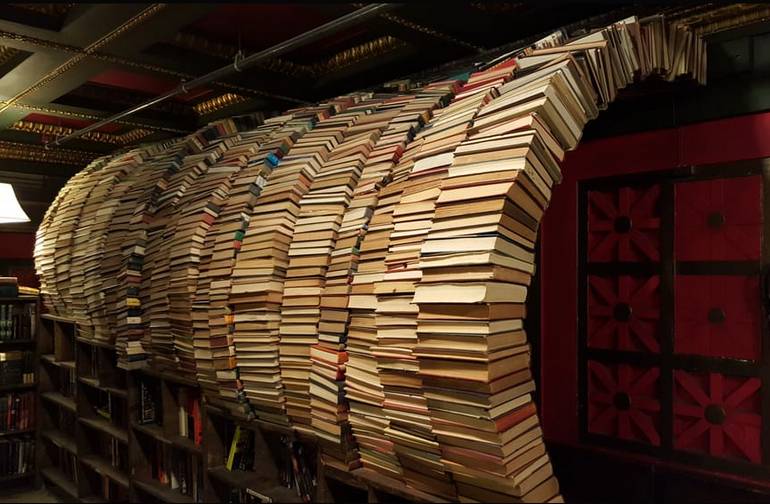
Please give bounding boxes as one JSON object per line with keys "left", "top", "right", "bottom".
{"left": 79, "top": 417, "right": 129, "bottom": 444}
{"left": 0, "top": 427, "right": 36, "bottom": 438}
{"left": 76, "top": 337, "right": 114, "bottom": 351}
{"left": 0, "top": 472, "right": 35, "bottom": 483}
{"left": 0, "top": 339, "right": 35, "bottom": 346}
{"left": 41, "top": 429, "right": 76, "bottom": 454}
{"left": 41, "top": 391, "right": 76, "bottom": 412}
{"left": 80, "top": 454, "right": 130, "bottom": 488}
{"left": 208, "top": 465, "right": 304, "bottom": 502}
{"left": 132, "top": 421, "right": 202, "bottom": 455}
{"left": 41, "top": 466, "right": 78, "bottom": 499}
{"left": 133, "top": 478, "right": 194, "bottom": 504}
{"left": 40, "top": 313, "right": 75, "bottom": 323}
{"left": 0, "top": 382, "right": 36, "bottom": 392}
{"left": 41, "top": 354, "right": 75, "bottom": 369}
{"left": 0, "top": 297, "right": 37, "bottom": 303}
{"left": 78, "top": 376, "right": 128, "bottom": 399}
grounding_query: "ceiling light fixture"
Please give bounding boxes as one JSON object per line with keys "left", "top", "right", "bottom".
{"left": 0, "top": 183, "right": 30, "bottom": 223}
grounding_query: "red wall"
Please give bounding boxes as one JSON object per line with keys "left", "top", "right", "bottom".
{"left": 540, "top": 110, "right": 770, "bottom": 445}
{"left": 0, "top": 232, "right": 35, "bottom": 260}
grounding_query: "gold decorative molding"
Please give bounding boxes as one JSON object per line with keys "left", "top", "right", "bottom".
{"left": 192, "top": 93, "right": 249, "bottom": 116}
{"left": 174, "top": 31, "right": 408, "bottom": 79}
{"left": 10, "top": 3, "right": 74, "bottom": 17}
{"left": 0, "top": 139, "right": 98, "bottom": 165}
{"left": 0, "top": 4, "right": 167, "bottom": 115}
{"left": 351, "top": 3, "right": 484, "bottom": 53}
{"left": 667, "top": 4, "right": 770, "bottom": 36}
{"left": 10, "top": 119, "right": 153, "bottom": 145}
{"left": 0, "top": 28, "right": 307, "bottom": 105}
{"left": 12, "top": 103, "right": 188, "bottom": 134}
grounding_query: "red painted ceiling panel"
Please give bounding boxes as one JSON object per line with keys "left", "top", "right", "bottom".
{"left": 88, "top": 69, "right": 213, "bottom": 102}
{"left": 185, "top": 4, "right": 348, "bottom": 51}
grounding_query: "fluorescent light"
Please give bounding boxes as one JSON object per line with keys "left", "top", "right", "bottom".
{"left": 0, "top": 183, "right": 30, "bottom": 224}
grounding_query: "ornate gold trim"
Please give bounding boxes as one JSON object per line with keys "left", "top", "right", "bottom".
{"left": 0, "top": 4, "right": 166, "bottom": 115}
{"left": 10, "top": 119, "right": 153, "bottom": 145}
{"left": 192, "top": 93, "right": 249, "bottom": 116}
{"left": 0, "top": 27, "right": 307, "bottom": 105}
{"left": 0, "top": 139, "right": 98, "bottom": 165}
{"left": 173, "top": 32, "right": 408, "bottom": 79}
{"left": 12, "top": 103, "right": 188, "bottom": 134}
{"left": 350, "top": 4, "right": 484, "bottom": 53}
{"left": 9, "top": 3, "right": 74, "bottom": 17}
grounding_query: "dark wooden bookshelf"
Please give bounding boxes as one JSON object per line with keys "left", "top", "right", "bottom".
{"left": 31, "top": 299, "right": 501, "bottom": 504}
{"left": 0, "top": 296, "right": 40, "bottom": 491}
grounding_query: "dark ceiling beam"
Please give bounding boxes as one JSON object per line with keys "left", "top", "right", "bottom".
{"left": 0, "top": 8, "right": 308, "bottom": 106}
{"left": 367, "top": 6, "right": 485, "bottom": 54}
{"left": 0, "top": 4, "right": 217, "bottom": 132}
{"left": 49, "top": 3, "right": 398, "bottom": 147}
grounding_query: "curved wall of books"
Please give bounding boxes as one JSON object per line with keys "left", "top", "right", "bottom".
{"left": 34, "top": 16, "right": 705, "bottom": 502}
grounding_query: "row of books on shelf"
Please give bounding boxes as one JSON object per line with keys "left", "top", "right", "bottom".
{"left": 59, "top": 366, "right": 76, "bottom": 398}
{"left": 0, "top": 351, "right": 35, "bottom": 386}
{"left": 152, "top": 445, "right": 205, "bottom": 501}
{"left": 282, "top": 439, "right": 314, "bottom": 503}
{"left": 178, "top": 389, "right": 203, "bottom": 445}
{"left": 139, "top": 379, "right": 161, "bottom": 425}
{"left": 0, "top": 391, "right": 34, "bottom": 433}
{"left": 0, "top": 436, "right": 34, "bottom": 477}
{"left": 0, "top": 303, "right": 35, "bottom": 341}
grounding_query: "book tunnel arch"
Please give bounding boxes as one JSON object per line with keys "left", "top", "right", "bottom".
{"left": 34, "top": 15, "right": 706, "bottom": 502}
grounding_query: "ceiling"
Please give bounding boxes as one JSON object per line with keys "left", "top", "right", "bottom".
{"left": 0, "top": 2, "right": 768, "bottom": 233}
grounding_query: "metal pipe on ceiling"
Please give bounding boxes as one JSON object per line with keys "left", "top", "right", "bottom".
{"left": 46, "top": 3, "right": 398, "bottom": 148}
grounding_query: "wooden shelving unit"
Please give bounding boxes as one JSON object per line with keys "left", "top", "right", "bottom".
{"left": 0, "top": 296, "right": 40, "bottom": 491}
{"left": 35, "top": 310, "right": 466, "bottom": 504}
{"left": 39, "top": 315, "right": 130, "bottom": 502}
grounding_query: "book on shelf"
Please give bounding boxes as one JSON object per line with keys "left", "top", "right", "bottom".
{"left": 139, "top": 378, "right": 161, "bottom": 425}
{"left": 225, "top": 425, "right": 254, "bottom": 471}
{"left": 0, "top": 391, "right": 35, "bottom": 433}
{"left": 152, "top": 442, "right": 204, "bottom": 500}
{"left": 177, "top": 388, "right": 203, "bottom": 444}
{"left": 0, "top": 303, "right": 35, "bottom": 341}
{"left": 0, "top": 351, "right": 35, "bottom": 386}
{"left": 96, "top": 389, "right": 112, "bottom": 420}
{"left": 0, "top": 435, "right": 34, "bottom": 477}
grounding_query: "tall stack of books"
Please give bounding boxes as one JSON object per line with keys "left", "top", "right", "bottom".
{"left": 143, "top": 123, "right": 234, "bottom": 370}
{"left": 112, "top": 142, "right": 189, "bottom": 368}
{"left": 191, "top": 118, "right": 299, "bottom": 400}
{"left": 200, "top": 114, "right": 321, "bottom": 408}
{"left": 228, "top": 98, "right": 355, "bottom": 424}
{"left": 279, "top": 103, "right": 411, "bottom": 432}
{"left": 73, "top": 151, "right": 146, "bottom": 340}
{"left": 47, "top": 159, "right": 110, "bottom": 317}
{"left": 310, "top": 86, "right": 455, "bottom": 459}
{"left": 33, "top": 12, "right": 707, "bottom": 501}
{"left": 364, "top": 61, "right": 515, "bottom": 497}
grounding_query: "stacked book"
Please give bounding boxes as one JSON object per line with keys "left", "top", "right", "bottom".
{"left": 45, "top": 158, "right": 109, "bottom": 317}
{"left": 191, "top": 118, "right": 299, "bottom": 401}
{"left": 279, "top": 103, "right": 411, "bottom": 432}
{"left": 310, "top": 87, "right": 453, "bottom": 456}
{"left": 200, "top": 114, "right": 322, "bottom": 407}
{"left": 367, "top": 61, "right": 515, "bottom": 497}
{"left": 228, "top": 97, "right": 355, "bottom": 424}
{"left": 112, "top": 142, "right": 188, "bottom": 367}
{"left": 74, "top": 151, "right": 146, "bottom": 340}
{"left": 32, "top": 12, "right": 707, "bottom": 501}
{"left": 209, "top": 106, "right": 334, "bottom": 413}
